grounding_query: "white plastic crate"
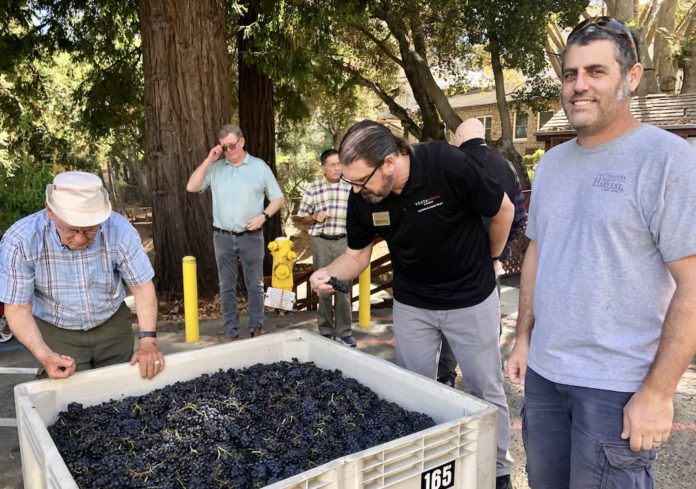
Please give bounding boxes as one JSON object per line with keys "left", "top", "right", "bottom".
{"left": 15, "top": 329, "right": 497, "bottom": 489}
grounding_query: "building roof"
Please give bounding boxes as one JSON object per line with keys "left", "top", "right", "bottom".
{"left": 448, "top": 88, "right": 514, "bottom": 109}
{"left": 537, "top": 93, "right": 696, "bottom": 136}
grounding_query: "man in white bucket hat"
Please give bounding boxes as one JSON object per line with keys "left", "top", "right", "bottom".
{"left": 0, "top": 171, "right": 164, "bottom": 379}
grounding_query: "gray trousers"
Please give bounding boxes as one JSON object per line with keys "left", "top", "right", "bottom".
{"left": 310, "top": 236, "right": 352, "bottom": 338}
{"left": 213, "top": 231, "right": 265, "bottom": 336}
{"left": 393, "top": 291, "right": 513, "bottom": 476}
{"left": 438, "top": 278, "right": 502, "bottom": 379}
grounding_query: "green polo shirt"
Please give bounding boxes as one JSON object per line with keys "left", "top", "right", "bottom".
{"left": 201, "top": 153, "right": 283, "bottom": 232}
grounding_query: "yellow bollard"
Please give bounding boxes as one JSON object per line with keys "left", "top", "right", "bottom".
{"left": 358, "top": 266, "right": 371, "bottom": 328}
{"left": 182, "top": 256, "right": 199, "bottom": 342}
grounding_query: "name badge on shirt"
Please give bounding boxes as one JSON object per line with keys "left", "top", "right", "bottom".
{"left": 372, "top": 211, "right": 391, "bottom": 227}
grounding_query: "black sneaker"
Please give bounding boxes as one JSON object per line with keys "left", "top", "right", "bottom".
{"left": 496, "top": 474, "right": 513, "bottom": 489}
{"left": 437, "top": 374, "right": 456, "bottom": 388}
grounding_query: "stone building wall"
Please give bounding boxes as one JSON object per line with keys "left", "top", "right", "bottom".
{"left": 453, "top": 101, "right": 560, "bottom": 155}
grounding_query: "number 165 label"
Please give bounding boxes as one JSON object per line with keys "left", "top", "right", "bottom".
{"left": 421, "top": 460, "right": 455, "bottom": 489}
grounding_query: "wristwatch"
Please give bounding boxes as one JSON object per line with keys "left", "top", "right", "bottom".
{"left": 262, "top": 211, "right": 270, "bottom": 221}
{"left": 137, "top": 331, "right": 157, "bottom": 339}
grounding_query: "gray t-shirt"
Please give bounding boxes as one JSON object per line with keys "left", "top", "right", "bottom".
{"left": 526, "top": 124, "right": 696, "bottom": 392}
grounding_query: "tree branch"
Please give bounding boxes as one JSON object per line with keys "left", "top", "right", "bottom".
{"left": 343, "top": 66, "right": 423, "bottom": 140}
{"left": 353, "top": 24, "right": 403, "bottom": 67}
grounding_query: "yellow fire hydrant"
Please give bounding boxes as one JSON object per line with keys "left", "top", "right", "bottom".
{"left": 268, "top": 237, "right": 297, "bottom": 291}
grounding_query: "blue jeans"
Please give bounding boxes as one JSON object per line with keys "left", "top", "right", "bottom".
{"left": 213, "top": 231, "right": 265, "bottom": 336}
{"left": 522, "top": 368, "right": 656, "bottom": 489}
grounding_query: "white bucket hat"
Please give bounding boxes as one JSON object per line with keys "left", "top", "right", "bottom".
{"left": 45, "top": 171, "right": 112, "bottom": 227}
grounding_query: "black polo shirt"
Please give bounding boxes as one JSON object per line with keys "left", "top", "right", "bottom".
{"left": 459, "top": 138, "right": 518, "bottom": 212}
{"left": 459, "top": 138, "right": 524, "bottom": 243}
{"left": 347, "top": 141, "right": 504, "bottom": 310}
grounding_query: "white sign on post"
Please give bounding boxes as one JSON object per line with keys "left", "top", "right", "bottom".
{"left": 264, "top": 287, "right": 296, "bottom": 311}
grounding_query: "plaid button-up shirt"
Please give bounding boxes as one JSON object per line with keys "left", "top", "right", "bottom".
{"left": 0, "top": 210, "right": 154, "bottom": 330}
{"left": 509, "top": 176, "right": 527, "bottom": 243}
{"left": 297, "top": 177, "right": 352, "bottom": 237}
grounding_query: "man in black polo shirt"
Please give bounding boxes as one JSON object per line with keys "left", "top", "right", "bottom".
{"left": 437, "top": 118, "right": 528, "bottom": 386}
{"left": 309, "top": 120, "right": 515, "bottom": 489}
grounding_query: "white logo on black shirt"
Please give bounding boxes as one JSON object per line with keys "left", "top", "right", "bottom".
{"left": 414, "top": 195, "right": 443, "bottom": 213}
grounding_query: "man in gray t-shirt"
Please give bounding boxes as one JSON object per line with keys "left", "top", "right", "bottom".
{"left": 507, "top": 17, "right": 696, "bottom": 489}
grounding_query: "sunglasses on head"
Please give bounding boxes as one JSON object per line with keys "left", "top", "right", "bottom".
{"left": 569, "top": 16, "right": 639, "bottom": 64}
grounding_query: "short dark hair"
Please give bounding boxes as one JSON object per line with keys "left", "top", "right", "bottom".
{"left": 339, "top": 120, "right": 410, "bottom": 168}
{"left": 319, "top": 148, "right": 339, "bottom": 165}
{"left": 563, "top": 23, "right": 639, "bottom": 76}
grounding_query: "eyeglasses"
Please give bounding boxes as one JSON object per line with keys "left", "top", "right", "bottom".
{"left": 569, "top": 16, "right": 639, "bottom": 64}
{"left": 339, "top": 159, "right": 384, "bottom": 190}
{"left": 221, "top": 138, "right": 241, "bottom": 152}
{"left": 55, "top": 223, "right": 100, "bottom": 238}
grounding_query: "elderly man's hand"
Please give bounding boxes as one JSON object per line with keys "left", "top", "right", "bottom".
{"left": 206, "top": 145, "right": 223, "bottom": 163}
{"left": 130, "top": 338, "right": 165, "bottom": 379}
{"left": 246, "top": 214, "right": 266, "bottom": 231}
{"left": 42, "top": 353, "right": 76, "bottom": 379}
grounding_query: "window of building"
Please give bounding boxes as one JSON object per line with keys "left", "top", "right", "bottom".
{"left": 477, "top": 115, "right": 493, "bottom": 141}
{"left": 514, "top": 112, "right": 528, "bottom": 140}
{"left": 537, "top": 110, "right": 555, "bottom": 130}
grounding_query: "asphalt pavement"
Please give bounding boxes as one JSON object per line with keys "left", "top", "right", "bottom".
{"left": 1, "top": 278, "right": 695, "bottom": 489}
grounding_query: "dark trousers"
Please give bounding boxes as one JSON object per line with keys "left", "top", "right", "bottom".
{"left": 34, "top": 302, "right": 134, "bottom": 378}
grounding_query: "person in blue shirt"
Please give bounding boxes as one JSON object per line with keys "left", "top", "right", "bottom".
{"left": 187, "top": 124, "right": 284, "bottom": 340}
{"left": 0, "top": 171, "right": 163, "bottom": 379}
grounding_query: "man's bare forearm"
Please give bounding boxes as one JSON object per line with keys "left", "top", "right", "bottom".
{"left": 5, "top": 303, "right": 54, "bottom": 363}
{"left": 324, "top": 247, "right": 372, "bottom": 281}
{"left": 488, "top": 193, "right": 514, "bottom": 257}
{"left": 515, "top": 240, "right": 538, "bottom": 344}
{"left": 264, "top": 197, "right": 284, "bottom": 217}
{"left": 129, "top": 281, "right": 158, "bottom": 333}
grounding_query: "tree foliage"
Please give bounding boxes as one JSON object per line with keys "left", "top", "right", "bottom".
{"left": 0, "top": 38, "right": 100, "bottom": 231}
{"left": 546, "top": 0, "right": 696, "bottom": 94}
{"left": 10, "top": 0, "right": 673, "bottom": 288}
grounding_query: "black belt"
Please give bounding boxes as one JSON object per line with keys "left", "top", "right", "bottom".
{"left": 213, "top": 227, "right": 260, "bottom": 236}
{"left": 317, "top": 234, "right": 346, "bottom": 241}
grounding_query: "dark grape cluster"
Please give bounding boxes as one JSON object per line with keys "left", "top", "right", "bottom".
{"left": 327, "top": 276, "right": 350, "bottom": 293}
{"left": 48, "top": 360, "right": 435, "bottom": 488}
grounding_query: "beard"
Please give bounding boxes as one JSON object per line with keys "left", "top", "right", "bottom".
{"left": 563, "top": 74, "right": 631, "bottom": 133}
{"left": 360, "top": 172, "right": 393, "bottom": 204}
{"left": 615, "top": 75, "right": 630, "bottom": 101}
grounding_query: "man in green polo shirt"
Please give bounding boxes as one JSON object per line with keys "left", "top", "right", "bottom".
{"left": 187, "top": 124, "right": 284, "bottom": 340}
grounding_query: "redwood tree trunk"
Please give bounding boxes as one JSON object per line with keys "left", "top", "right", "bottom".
{"left": 139, "top": 0, "right": 231, "bottom": 298}
{"left": 238, "top": 4, "right": 282, "bottom": 275}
